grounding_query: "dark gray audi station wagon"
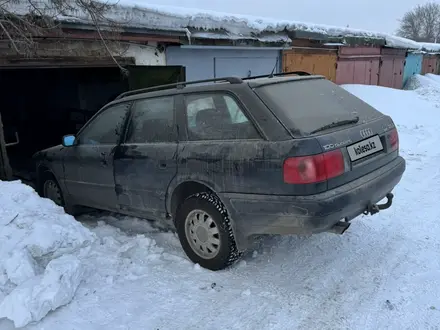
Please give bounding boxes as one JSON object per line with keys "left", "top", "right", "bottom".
{"left": 33, "top": 73, "right": 406, "bottom": 270}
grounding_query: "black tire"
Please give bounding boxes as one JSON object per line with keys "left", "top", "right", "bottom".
{"left": 175, "top": 192, "right": 242, "bottom": 271}
{"left": 40, "top": 171, "right": 82, "bottom": 216}
{"left": 40, "top": 172, "right": 65, "bottom": 207}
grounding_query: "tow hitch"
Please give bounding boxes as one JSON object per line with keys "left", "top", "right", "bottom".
{"left": 363, "top": 193, "right": 394, "bottom": 216}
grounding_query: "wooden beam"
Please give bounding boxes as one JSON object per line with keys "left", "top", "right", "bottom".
{"left": 41, "top": 30, "right": 182, "bottom": 44}
{"left": 0, "top": 56, "right": 136, "bottom": 68}
{"left": 0, "top": 112, "right": 12, "bottom": 181}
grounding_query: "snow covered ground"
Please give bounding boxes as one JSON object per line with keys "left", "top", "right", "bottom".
{"left": 1, "top": 75, "right": 440, "bottom": 329}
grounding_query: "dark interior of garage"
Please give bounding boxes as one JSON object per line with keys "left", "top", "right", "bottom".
{"left": 0, "top": 65, "right": 185, "bottom": 182}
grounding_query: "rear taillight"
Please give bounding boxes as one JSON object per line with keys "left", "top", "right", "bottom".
{"left": 389, "top": 128, "right": 399, "bottom": 151}
{"left": 283, "top": 149, "right": 345, "bottom": 184}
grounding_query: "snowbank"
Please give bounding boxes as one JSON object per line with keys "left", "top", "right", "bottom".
{"left": 0, "top": 180, "right": 96, "bottom": 328}
{"left": 343, "top": 75, "right": 440, "bottom": 164}
{"left": 403, "top": 74, "right": 435, "bottom": 91}
{"left": 425, "top": 73, "right": 440, "bottom": 85}
{"left": 342, "top": 83, "right": 438, "bottom": 127}
{"left": 402, "top": 74, "right": 440, "bottom": 107}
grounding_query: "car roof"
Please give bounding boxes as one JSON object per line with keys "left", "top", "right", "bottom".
{"left": 246, "top": 75, "right": 324, "bottom": 88}
{"left": 106, "top": 74, "right": 326, "bottom": 106}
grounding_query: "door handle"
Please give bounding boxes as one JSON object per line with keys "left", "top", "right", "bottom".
{"left": 100, "top": 152, "right": 108, "bottom": 165}
{"left": 159, "top": 163, "right": 167, "bottom": 169}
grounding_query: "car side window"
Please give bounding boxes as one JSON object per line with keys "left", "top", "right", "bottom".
{"left": 224, "top": 95, "right": 248, "bottom": 123}
{"left": 184, "top": 93, "right": 260, "bottom": 141}
{"left": 125, "top": 96, "right": 176, "bottom": 143}
{"left": 77, "top": 102, "right": 131, "bottom": 145}
{"left": 186, "top": 96, "right": 215, "bottom": 128}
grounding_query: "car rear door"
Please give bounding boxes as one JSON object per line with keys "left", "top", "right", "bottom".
{"left": 114, "top": 95, "right": 178, "bottom": 220}
{"left": 63, "top": 102, "right": 132, "bottom": 210}
{"left": 176, "top": 91, "right": 265, "bottom": 193}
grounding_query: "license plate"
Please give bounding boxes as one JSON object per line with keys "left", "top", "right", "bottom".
{"left": 347, "top": 135, "right": 383, "bottom": 161}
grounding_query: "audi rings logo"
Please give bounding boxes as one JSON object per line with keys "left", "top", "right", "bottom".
{"left": 360, "top": 128, "right": 373, "bottom": 139}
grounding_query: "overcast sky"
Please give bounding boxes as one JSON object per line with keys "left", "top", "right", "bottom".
{"left": 150, "top": 0, "right": 428, "bottom": 34}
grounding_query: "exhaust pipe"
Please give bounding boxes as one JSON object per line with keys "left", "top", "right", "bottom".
{"left": 327, "top": 221, "right": 351, "bottom": 235}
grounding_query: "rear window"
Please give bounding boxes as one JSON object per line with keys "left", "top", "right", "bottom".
{"left": 253, "top": 79, "right": 382, "bottom": 136}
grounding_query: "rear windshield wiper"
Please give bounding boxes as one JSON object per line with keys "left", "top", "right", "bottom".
{"left": 309, "top": 116, "right": 360, "bottom": 135}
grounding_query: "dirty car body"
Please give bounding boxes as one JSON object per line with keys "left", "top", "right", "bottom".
{"left": 33, "top": 74, "right": 406, "bottom": 271}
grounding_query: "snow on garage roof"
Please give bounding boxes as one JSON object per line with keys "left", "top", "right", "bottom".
{"left": 93, "top": 1, "right": 423, "bottom": 49}
{"left": 4, "top": 0, "right": 435, "bottom": 50}
{"left": 418, "top": 42, "right": 440, "bottom": 53}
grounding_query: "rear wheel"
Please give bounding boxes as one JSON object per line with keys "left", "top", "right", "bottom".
{"left": 175, "top": 192, "right": 242, "bottom": 271}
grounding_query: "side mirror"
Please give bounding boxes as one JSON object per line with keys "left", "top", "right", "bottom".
{"left": 62, "top": 135, "right": 76, "bottom": 147}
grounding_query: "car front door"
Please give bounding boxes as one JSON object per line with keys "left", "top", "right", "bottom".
{"left": 63, "top": 102, "right": 132, "bottom": 210}
{"left": 114, "top": 95, "right": 178, "bottom": 221}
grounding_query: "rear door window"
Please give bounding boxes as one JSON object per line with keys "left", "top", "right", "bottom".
{"left": 253, "top": 79, "right": 382, "bottom": 137}
{"left": 184, "top": 93, "right": 260, "bottom": 141}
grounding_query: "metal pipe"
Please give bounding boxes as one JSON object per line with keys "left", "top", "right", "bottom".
{"left": 179, "top": 45, "right": 291, "bottom": 50}
{"left": 327, "top": 221, "right": 351, "bottom": 235}
{"left": 5, "top": 132, "right": 19, "bottom": 147}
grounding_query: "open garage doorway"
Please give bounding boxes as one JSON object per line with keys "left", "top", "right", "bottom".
{"left": 0, "top": 64, "right": 185, "bottom": 183}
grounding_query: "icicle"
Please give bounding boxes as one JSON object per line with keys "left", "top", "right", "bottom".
{"left": 185, "top": 28, "right": 192, "bottom": 45}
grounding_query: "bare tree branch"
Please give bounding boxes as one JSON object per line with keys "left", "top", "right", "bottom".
{"left": 397, "top": 2, "right": 440, "bottom": 43}
{"left": 0, "top": 0, "right": 128, "bottom": 71}
{"left": 0, "top": 19, "right": 20, "bottom": 52}
{"left": 80, "top": 0, "right": 128, "bottom": 75}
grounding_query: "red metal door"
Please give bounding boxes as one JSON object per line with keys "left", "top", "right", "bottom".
{"left": 379, "top": 48, "right": 406, "bottom": 89}
{"left": 335, "top": 60, "right": 354, "bottom": 84}
{"left": 422, "top": 55, "right": 437, "bottom": 74}
{"left": 392, "top": 57, "right": 405, "bottom": 89}
{"left": 353, "top": 61, "right": 367, "bottom": 84}
{"left": 379, "top": 58, "right": 394, "bottom": 87}
{"left": 430, "top": 57, "right": 437, "bottom": 74}
{"left": 370, "top": 59, "right": 380, "bottom": 85}
{"left": 422, "top": 57, "right": 429, "bottom": 74}
{"left": 336, "top": 46, "right": 381, "bottom": 85}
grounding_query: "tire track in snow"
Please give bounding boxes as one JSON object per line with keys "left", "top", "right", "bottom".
{"left": 294, "top": 128, "right": 440, "bottom": 329}
{"left": 289, "top": 228, "right": 412, "bottom": 329}
{"left": 230, "top": 230, "right": 401, "bottom": 329}
{"left": 229, "top": 126, "right": 440, "bottom": 329}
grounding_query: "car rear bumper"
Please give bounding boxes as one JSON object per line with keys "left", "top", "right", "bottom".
{"left": 221, "top": 156, "right": 406, "bottom": 249}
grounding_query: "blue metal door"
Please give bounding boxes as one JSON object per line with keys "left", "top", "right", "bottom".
{"left": 403, "top": 53, "right": 423, "bottom": 88}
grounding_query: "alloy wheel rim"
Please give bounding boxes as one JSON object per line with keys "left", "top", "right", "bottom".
{"left": 184, "top": 209, "right": 221, "bottom": 259}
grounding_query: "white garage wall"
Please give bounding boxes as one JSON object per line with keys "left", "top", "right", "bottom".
{"left": 166, "top": 46, "right": 282, "bottom": 81}
{"left": 121, "top": 42, "right": 166, "bottom": 66}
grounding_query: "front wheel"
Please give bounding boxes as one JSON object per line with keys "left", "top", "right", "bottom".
{"left": 42, "top": 174, "right": 64, "bottom": 207}
{"left": 175, "top": 192, "right": 242, "bottom": 271}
